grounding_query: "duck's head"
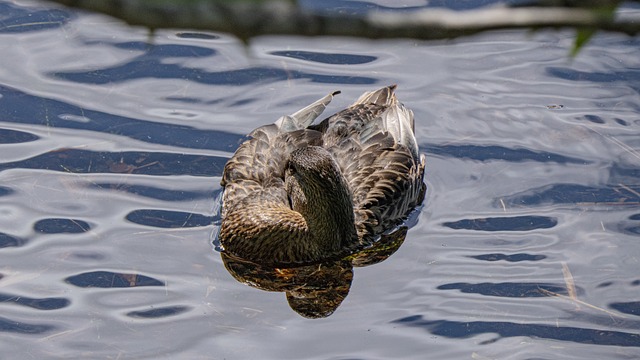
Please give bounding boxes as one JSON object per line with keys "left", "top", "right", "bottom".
{"left": 219, "top": 146, "right": 359, "bottom": 266}
{"left": 285, "top": 146, "right": 357, "bottom": 251}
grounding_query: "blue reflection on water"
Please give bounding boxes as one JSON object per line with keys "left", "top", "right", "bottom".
{"left": 0, "top": 148, "right": 227, "bottom": 176}
{"left": 443, "top": 216, "right": 557, "bottom": 231}
{"left": 65, "top": 271, "right": 164, "bottom": 288}
{"left": 0, "top": 293, "right": 69, "bottom": 310}
{"left": 33, "top": 218, "right": 91, "bottom": 234}
{"left": 127, "top": 306, "right": 191, "bottom": 319}
{"left": 0, "top": 3, "right": 72, "bottom": 33}
{"left": 393, "top": 316, "right": 640, "bottom": 347}
{"left": 0, "top": 85, "right": 244, "bottom": 151}
{"left": 0, "top": 317, "right": 55, "bottom": 334}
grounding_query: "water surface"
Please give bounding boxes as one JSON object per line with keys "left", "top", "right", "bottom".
{"left": 1, "top": 1, "right": 639, "bottom": 359}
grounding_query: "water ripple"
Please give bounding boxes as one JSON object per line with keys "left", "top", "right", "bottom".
{"left": 392, "top": 316, "right": 640, "bottom": 347}
{"left": 0, "top": 3, "right": 72, "bottom": 33}
{"left": 33, "top": 218, "right": 91, "bottom": 234}
{"left": 0, "top": 293, "right": 70, "bottom": 310}
{"left": 0, "top": 128, "right": 38, "bottom": 144}
{"left": 0, "top": 316, "right": 55, "bottom": 334}
{"left": 65, "top": 271, "right": 165, "bottom": 288}
{"left": 437, "top": 282, "right": 572, "bottom": 298}
{"left": 125, "top": 209, "right": 214, "bottom": 228}
{"left": 126, "top": 305, "right": 191, "bottom": 319}
{"left": 0, "top": 233, "right": 27, "bottom": 248}
{"left": 0, "top": 85, "right": 244, "bottom": 151}
{"left": 52, "top": 63, "right": 376, "bottom": 86}
{"left": 424, "top": 144, "right": 588, "bottom": 164}
{"left": 0, "top": 149, "right": 227, "bottom": 177}
{"left": 442, "top": 216, "right": 558, "bottom": 231}
{"left": 270, "top": 51, "right": 377, "bottom": 65}
{"left": 468, "top": 253, "right": 547, "bottom": 262}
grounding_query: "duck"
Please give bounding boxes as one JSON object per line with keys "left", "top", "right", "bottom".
{"left": 218, "top": 85, "right": 426, "bottom": 266}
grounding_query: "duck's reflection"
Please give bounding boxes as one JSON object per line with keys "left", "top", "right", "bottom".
{"left": 221, "top": 227, "right": 408, "bottom": 318}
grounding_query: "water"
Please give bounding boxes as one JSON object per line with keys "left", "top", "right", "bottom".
{"left": 1, "top": 1, "right": 639, "bottom": 358}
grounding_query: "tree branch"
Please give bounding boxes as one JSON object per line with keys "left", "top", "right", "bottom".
{"left": 46, "top": 0, "right": 640, "bottom": 41}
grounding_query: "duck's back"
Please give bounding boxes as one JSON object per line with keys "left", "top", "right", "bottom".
{"left": 220, "top": 92, "right": 339, "bottom": 217}
{"left": 316, "top": 86, "right": 426, "bottom": 241}
{"left": 221, "top": 86, "right": 425, "bottom": 248}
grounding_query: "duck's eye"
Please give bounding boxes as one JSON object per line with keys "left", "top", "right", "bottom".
{"left": 286, "top": 161, "right": 296, "bottom": 174}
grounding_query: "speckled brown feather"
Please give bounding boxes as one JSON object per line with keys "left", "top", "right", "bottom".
{"left": 219, "top": 85, "right": 425, "bottom": 266}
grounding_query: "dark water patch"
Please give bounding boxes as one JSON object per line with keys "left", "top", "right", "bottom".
{"left": 423, "top": 144, "right": 587, "bottom": 164}
{"left": 34, "top": 218, "right": 91, "bottom": 234}
{"left": 618, "top": 223, "right": 640, "bottom": 236}
{"left": 0, "top": 293, "right": 70, "bottom": 310}
{"left": 163, "top": 96, "right": 226, "bottom": 105}
{"left": 437, "top": 282, "right": 571, "bottom": 297}
{"left": 107, "top": 42, "right": 216, "bottom": 58}
{"left": 229, "top": 98, "right": 257, "bottom": 107}
{"left": 0, "top": 186, "right": 12, "bottom": 197}
{"left": 0, "top": 149, "right": 227, "bottom": 177}
{"left": 610, "top": 302, "right": 640, "bottom": 316}
{"left": 596, "top": 281, "right": 614, "bottom": 288}
{"left": 71, "top": 252, "right": 106, "bottom": 260}
{"left": 0, "top": 233, "right": 28, "bottom": 248}
{"left": 164, "top": 96, "right": 204, "bottom": 104}
{"left": 89, "top": 183, "right": 214, "bottom": 201}
{"left": 175, "top": 32, "right": 220, "bottom": 40}
{"left": 0, "top": 3, "right": 72, "bottom": 33}
{"left": 609, "top": 163, "right": 640, "bottom": 184}
{"left": 469, "top": 253, "right": 546, "bottom": 262}
{"left": 52, "top": 62, "right": 376, "bottom": 86}
{"left": 547, "top": 67, "right": 640, "bottom": 94}
{"left": 501, "top": 183, "right": 640, "bottom": 207}
{"left": 582, "top": 115, "right": 606, "bottom": 124}
{"left": 0, "top": 128, "right": 38, "bottom": 143}
{"left": 632, "top": 280, "right": 640, "bottom": 286}
{"left": 0, "top": 85, "right": 244, "bottom": 151}
{"left": 443, "top": 216, "right": 557, "bottom": 231}
{"left": 65, "top": 271, "right": 164, "bottom": 288}
{"left": 392, "top": 316, "right": 640, "bottom": 347}
{"left": 0, "top": 316, "right": 55, "bottom": 334}
{"left": 126, "top": 210, "right": 214, "bottom": 228}
{"left": 270, "top": 51, "right": 376, "bottom": 65}
{"left": 301, "top": 0, "right": 512, "bottom": 15}
{"left": 614, "top": 118, "right": 630, "bottom": 126}
{"left": 127, "top": 305, "right": 191, "bottom": 319}
{"left": 300, "top": 0, "right": 425, "bottom": 15}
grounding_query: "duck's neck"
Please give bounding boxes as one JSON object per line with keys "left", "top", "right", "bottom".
{"left": 285, "top": 153, "right": 357, "bottom": 253}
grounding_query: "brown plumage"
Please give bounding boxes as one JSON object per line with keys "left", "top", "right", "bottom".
{"left": 219, "top": 85, "right": 426, "bottom": 266}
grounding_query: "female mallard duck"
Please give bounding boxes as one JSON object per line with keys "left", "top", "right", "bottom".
{"left": 219, "top": 85, "right": 425, "bottom": 266}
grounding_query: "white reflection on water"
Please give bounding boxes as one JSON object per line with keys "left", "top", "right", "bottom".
{"left": 0, "top": 1, "right": 639, "bottom": 359}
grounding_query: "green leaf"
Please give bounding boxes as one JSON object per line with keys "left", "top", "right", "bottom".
{"left": 571, "top": 28, "right": 596, "bottom": 57}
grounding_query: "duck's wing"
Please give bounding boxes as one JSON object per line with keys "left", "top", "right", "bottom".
{"left": 351, "top": 85, "right": 419, "bottom": 163}
{"left": 221, "top": 91, "right": 339, "bottom": 214}
{"left": 274, "top": 91, "right": 340, "bottom": 131}
{"left": 325, "top": 85, "right": 426, "bottom": 240}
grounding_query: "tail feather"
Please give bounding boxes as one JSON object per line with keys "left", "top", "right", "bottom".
{"left": 275, "top": 91, "right": 340, "bottom": 132}
{"left": 354, "top": 85, "right": 419, "bottom": 163}
{"left": 351, "top": 84, "right": 397, "bottom": 107}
